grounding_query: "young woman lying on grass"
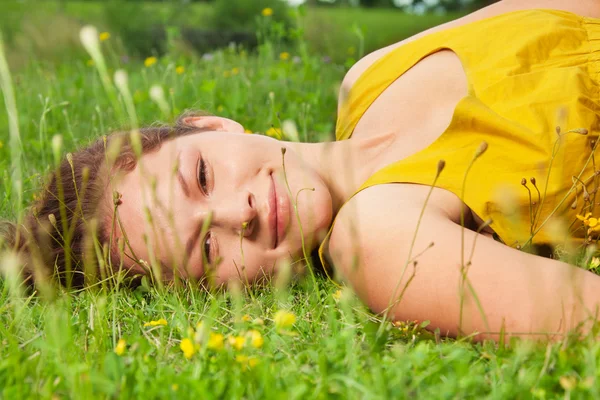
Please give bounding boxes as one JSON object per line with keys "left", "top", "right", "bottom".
{"left": 3, "top": 0, "right": 600, "bottom": 343}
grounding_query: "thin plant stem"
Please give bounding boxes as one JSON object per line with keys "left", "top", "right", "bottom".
{"left": 280, "top": 148, "right": 318, "bottom": 288}
{"left": 457, "top": 142, "right": 488, "bottom": 336}
{"left": 524, "top": 133, "right": 600, "bottom": 248}
{"left": 377, "top": 160, "right": 445, "bottom": 338}
{"left": 0, "top": 33, "right": 24, "bottom": 220}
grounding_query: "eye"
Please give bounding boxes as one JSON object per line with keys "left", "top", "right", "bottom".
{"left": 197, "top": 157, "right": 209, "bottom": 195}
{"left": 203, "top": 232, "right": 213, "bottom": 265}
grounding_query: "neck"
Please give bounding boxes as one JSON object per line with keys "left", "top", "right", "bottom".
{"left": 285, "top": 132, "right": 396, "bottom": 215}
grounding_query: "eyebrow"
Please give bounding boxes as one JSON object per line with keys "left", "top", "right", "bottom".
{"left": 176, "top": 151, "right": 191, "bottom": 198}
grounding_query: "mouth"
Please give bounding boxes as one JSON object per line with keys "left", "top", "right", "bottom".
{"left": 269, "top": 172, "right": 290, "bottom": 249}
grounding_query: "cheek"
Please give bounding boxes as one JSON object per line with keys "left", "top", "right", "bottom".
{"left": 214, "top": 241, "right": 276, "bottom": 283}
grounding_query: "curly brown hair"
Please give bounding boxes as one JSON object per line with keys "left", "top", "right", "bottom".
{"left": 0, "top": 112, "right": 212, "bottom": 288}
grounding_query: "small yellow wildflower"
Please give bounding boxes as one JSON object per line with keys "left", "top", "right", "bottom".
{"left": 559, "top": 375, "right": 577, "bottom": 391}
{"left": 241, "top": 314, "right": 252, "bottom": 322}
{"left": 261, "top": 7, "right": 273, "bottom": 17}
{"left": 248, "top": 330, "right": 264, "bottom": 348}
{"left": 577, "top": 212, "right": 600, "bottom": 234}
{"left": 180, "top": 338, "right": 196, "bottom": 359}
{"left": 144, "top": 56, "right": 158, "bottom": 67}
{"left": 244, "top": 129, "right": 253, "bottom": 134}
{"left": 86, "top": 59, "right": 94, "bottom": 67}
{"left": 207, "top": 332, "right": 224, "bottom": 351}
{"left": 232, "top": 67, "right": 240, "bottom": 75}
{"left": 279, "top": 52, "right": 290, "bottom": 61}
{"left": 265, "top": 127, "right": 282, "bottom": 139}
{"left": 577, "top": 212, "right": 592, "bottom": 224}
{"left": 274, "top": 310, "right": 296, "bottom": 330}
{"left": 332, "top": 290, "right": 342, "bottom": 300}
{"left": 228, "top": 335, "right": 246, "bottom": 350}
{"left": 171, "top": 384, "right": 179, "bottom": 391}
{"left": 143, "top": 318, "right": 167, "bottom": 327}
{"left": 114, "top": 339, "right": 126, "bottom": 356}
{"left": 236, "top": 355, "right": 259, "bottom": 369}
{"left": 176, "top": 66, "right": 185, "bottom": 75}
{"left": 217, "top": 105, "right": 224, "bottom": 113}
{"left": 590, "top": 257, "right": 600, "bottom": 269}
{"left": 99, "top": 32, "right": 111, "bottom": 42}
{"left": 223, "top": 70, "right": 231, "bottom": 78}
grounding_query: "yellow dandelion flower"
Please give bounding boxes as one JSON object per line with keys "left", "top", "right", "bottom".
{"left": 143, "top": 318, "right": 168, "bottom": 327}
{"left": 261, "top": 7, "right": 273, "bottom": 17}
{"left": 207, "top": 332, "right": 224, "bottom": 351}
{"left": 236, "top": 355, "right": 259, "bottom": 370}
{"left": 232, "top": 67, "right": 240, "bottom": 75}
{"left": 274, "top": 310, "right": 296, "bottom": 330}
{"left": 180, "top": 338, "right": 196, "bottom": 359}
{"left": 176, "top": 66, "right": 185, "bottom": 75}
{"left": 228, "top": 335, "right": 246, "bottom": 350}
{"left": 86, "top": 59, "right": 94, "bottom": 67}
{"left": 244, "top": 129, "right": 253, "bottom": 134}
{"left": 99, "top": 32, "right": 111, "bottom": 42}
{"left": 279, "top": 52, "right": 290, "bottom": 61}
{"left": 248, "top": 330, "right": 264, "bottom": 348}
{"left": 114, "top": 339, "right": 126, "bottom": 356}
{"left": 171, "top": 384, "right": 179, "bottom": 391}
{"left": 265, "top": 127, "right": 282, "bottom": 139}
{"left": 332, "top": 290, "right": 342, "bottom": 300}
{"left": 144, "top": 56, "right": 158, "bottom": 68}
{"left": 241, "top": 314, "right": 252, "bottom": 322}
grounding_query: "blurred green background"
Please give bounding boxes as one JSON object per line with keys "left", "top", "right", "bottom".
{"left": 1, "top": 0, "right": 494, "bottom": 70}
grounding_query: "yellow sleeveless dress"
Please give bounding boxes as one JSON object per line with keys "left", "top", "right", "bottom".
{"left": 319, "top": 9, "right": 600, "bottom": 265}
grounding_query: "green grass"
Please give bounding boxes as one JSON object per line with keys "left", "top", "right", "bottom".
{"left": 0, "top": 0, "right": 464, "bottom": 66}
{"left": 2, "top": 2, "right": 600, "bottom": 399}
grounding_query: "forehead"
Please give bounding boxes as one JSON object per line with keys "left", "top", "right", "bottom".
{"left": 107, "top": 138, "right": 188, "bottom": 272}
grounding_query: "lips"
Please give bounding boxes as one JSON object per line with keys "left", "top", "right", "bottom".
{"left": 268, "top": 172, "right": 290, "bottom": 249}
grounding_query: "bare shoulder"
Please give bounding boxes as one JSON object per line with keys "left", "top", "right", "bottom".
{"left": 327, "top": 183, "right": 600, "bottom": 341}
{"left": 339, "top": 0, "right": 600, "bottom": 102}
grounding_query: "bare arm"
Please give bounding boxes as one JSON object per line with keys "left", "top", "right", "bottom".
{"left": 328, "top": 185, "right": 600, "bottom": 342}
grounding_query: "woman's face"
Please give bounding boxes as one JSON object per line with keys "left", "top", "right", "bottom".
{"left": 110, "top": 118, "right": 333, "bottom": 286}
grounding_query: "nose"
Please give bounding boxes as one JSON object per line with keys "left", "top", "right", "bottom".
{"left": 210, "top": 190, "right": 257, "bottom": 237}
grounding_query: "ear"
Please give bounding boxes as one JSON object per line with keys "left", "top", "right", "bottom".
{"left": 182, "top": 116, "right": 245, "bottom": 133}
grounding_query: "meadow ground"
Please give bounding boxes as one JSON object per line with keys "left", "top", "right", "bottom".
{"left": 2, "top": 2, "right": 600, "bottom": 399}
